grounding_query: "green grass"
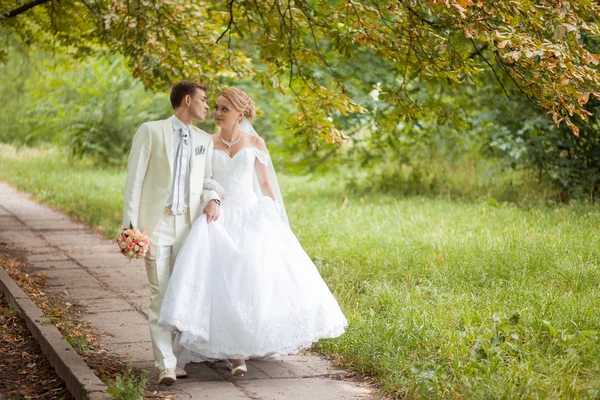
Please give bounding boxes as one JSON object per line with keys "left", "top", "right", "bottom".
{"left": 0, "top": 145, "right": 126, "bottom": 237}
{"left": 1, "top": 144, "right": 600, "bottom": 399}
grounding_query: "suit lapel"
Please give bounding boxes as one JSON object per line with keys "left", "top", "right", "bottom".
{"left": 163, "top": 117, "right": 174, "bottom": 175}
{"left": 189, "top": 128, "right": 205, "bottom": 175}
{"left": 189, "top": 129, "right": 197, "bottom": 171}
{"left": 189, "top": 127, "right": 209, "bottom": 186}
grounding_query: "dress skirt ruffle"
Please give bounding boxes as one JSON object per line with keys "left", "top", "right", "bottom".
{"left": 158, "top": 197, "right": 347, "bottom": 363}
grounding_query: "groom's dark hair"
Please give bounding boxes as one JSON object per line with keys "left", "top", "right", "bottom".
{"left": 170, "top": 81, "right": 208, "bottom": 109}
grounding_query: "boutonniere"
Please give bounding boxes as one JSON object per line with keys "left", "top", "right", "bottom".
{"left": 195, "top": 145, "right": 206, "bottom": 155}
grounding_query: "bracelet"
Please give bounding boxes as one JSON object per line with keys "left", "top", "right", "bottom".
{"left": 210, "top": 198, "right": 221, "bottom": 205}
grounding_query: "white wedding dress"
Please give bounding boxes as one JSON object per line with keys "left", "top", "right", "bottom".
{"left": 158, "top": 146, "right": 347, "bottom": 362}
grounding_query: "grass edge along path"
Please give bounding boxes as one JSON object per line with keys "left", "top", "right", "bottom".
{"left": 2, "top": 145, "right": 600, "bottom": 399}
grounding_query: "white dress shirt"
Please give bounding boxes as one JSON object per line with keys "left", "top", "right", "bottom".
{"left": 165, "top": 116, "right": 191, "bottom": 211}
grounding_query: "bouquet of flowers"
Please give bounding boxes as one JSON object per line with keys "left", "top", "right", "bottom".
{"left": 117, "top": 223, "right": 149, "bottom": 260}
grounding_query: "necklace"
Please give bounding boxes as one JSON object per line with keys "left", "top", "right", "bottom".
{"left": 221, "top": 135, "right": 241, "bottom": 148}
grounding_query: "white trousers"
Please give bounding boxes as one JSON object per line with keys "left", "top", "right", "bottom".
{"left": 145, "top": 212, "right": 191, "bottom": 371}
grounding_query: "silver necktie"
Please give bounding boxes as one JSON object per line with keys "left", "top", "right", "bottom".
{"left": 171, "top": 127, "right": 189, "bottom": 214}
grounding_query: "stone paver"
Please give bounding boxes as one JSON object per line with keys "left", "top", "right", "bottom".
{"left": 165, "top": 380, "right": 250, "bottom": 399}
{"left": 26, "top": 252, "right": 70, "bottom": 262}
{"left": 0, "top": 182, "right": 374, "bottom": 399}
{"left": 29, "top": 259, "right": 81, "bottom": 270}
{"left": 236, "top": 378, "right": 373, "bottom": 399}
{"left": 82, "top": 297, "right": 136, "bottom": 313}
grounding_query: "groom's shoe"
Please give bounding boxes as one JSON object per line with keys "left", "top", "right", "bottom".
{"left": 175, "top": 366, "right": 188, "bottom": 378}
{"left": 158, "top": 368, "right": 176, "bottom": 385}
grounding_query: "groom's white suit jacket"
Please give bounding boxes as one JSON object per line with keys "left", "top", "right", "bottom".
{"left": 122, "top": 116, "right": 219, "bottom": 234}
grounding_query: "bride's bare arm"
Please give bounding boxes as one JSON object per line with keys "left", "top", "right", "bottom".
{"left": 251, "top": 136, "right": 277, "bottom": 200}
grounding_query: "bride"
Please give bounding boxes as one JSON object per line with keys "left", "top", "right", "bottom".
{"left": 158, "top": 87, "right": 347, "bottom": 376}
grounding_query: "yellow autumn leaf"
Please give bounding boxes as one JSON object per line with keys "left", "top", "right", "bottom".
{"left": 504, "top": 50, "right": 522, "bottom": 62}
{"left": 577, "top": 91, "right": 590, "bottom": 106}
{"left": 586, "top": 52, "right": 600, "bottom": 66}
{"left": 453, "top": 4, "right": 467, "bottom": 18}
{"left": 565, "top": 119, "right": 580, "bottom": 136}
{"left": 455, "top": 0, "right": 474, "bottom": 6}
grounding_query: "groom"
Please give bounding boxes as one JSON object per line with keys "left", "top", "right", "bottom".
{"left": 121, "top": 81, "right": 221, "bottom": 385}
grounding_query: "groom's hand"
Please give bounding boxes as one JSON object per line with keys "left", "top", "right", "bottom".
{"left": 204, "top": 200, "right": 220, "bottom": 224}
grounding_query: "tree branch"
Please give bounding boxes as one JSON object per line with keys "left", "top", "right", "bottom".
{"left": 492, "top": 50, "right": 537, "bottom": 105}
{"left": 296, "top": 1, "right": 344, "bottom": 91}
{"left": 468, "top": 42, "right": 488, "bottom": 59}
{"left": 404, "top": 4, "right": 452, "bottom": 29}
{"left": 3, "top": 0, "right": 51, "bottom": 18}
{"left": 217, "top": 0, "right": 243, "bottom": 44}
{"left": 470, "top": 40, "right": 513, "bottom": 101}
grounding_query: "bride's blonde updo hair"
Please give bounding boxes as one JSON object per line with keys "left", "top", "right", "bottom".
{"left": 217, "top": 87, "right": 256, "bottom": 121}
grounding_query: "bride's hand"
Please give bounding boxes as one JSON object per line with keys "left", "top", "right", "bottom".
{"left": 203, "top": 200, "right": 220, "bottom": 224}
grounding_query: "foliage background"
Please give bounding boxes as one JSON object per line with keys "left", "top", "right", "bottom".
{"left": 0, "top": 29, "right": 598, "bottom": 200}
{"left": 1, "top": 1, "right": 600, "bottom": 201}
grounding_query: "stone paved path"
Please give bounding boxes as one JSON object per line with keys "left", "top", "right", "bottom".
{"left": 0, "top": 182, "right": 373, "bottom": 399}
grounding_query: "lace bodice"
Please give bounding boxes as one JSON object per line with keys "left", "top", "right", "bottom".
{"left": 212, "top": 147, "right": 270, "bottom": 210}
